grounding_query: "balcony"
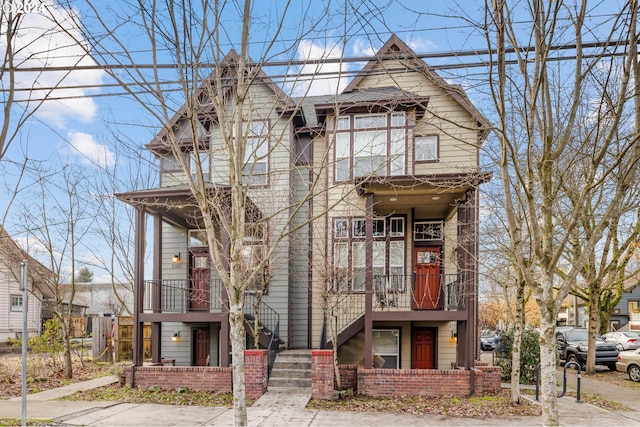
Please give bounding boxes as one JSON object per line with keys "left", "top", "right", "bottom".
{"left": 329, "top": 273, "right": 465, "bottom": 334}
{"left": 143, "top": 279, "right": 223, "bottom": 313}
{"left": 373, "top": 273, "right": 465, "bottom": 311}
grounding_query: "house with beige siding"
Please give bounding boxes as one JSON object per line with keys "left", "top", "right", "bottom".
{"left": 117, "top": 35, "right": 490, "bottom": 379}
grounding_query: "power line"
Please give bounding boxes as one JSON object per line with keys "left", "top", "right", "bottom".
{"left": 0, "top": 36, "right": 634, "bottom": 105}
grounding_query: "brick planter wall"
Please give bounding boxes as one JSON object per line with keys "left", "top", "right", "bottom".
{"left": 337, "top": 364, "right": 358, "bottom": 392}
{"left": 125, "top": 365, "right": 232, "bottom": 392}
{"left": 311, "top": 350, "right": 334, "bottom": 399}
{"left": 245, "top": 349, "right": 269, "bottom": 399}
{"left": 310, "top": 353, "right": 502, "bottom": 399}
{"left": 125, "top": 349, "right": 270, "bottom": 399}
{"left": 357, "top": 368, "right": 480, "bottom": 397}
{"left": 475, "top": 365, "right": 501, "bottom": 393}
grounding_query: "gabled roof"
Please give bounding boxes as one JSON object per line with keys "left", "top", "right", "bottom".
{"left": 0, "top": 226, "right": 54, "bottom": 298}
{"left": 343, "top": 34, "right": 490, "bottom": 130}
{"left": 147, "top": 50, "right": 299, "bottom": 152}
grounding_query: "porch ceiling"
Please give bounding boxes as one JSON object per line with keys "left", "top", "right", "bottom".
{"left": 358, "top": 172, "right": 490, "bottom": 219}
{"left": 115, "top": 184, "right": 261, "bottom": 229}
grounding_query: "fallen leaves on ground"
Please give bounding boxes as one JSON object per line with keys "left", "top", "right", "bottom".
{"left": 308, "top": 389, "right": 542, "bottom": 418}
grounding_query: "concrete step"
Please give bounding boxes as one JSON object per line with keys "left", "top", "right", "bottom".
{"left": 268, "top": 350, "right": 313, "bottom": 390}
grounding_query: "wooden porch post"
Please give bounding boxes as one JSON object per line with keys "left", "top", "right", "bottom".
{"left": 364, "top": 194, "right": 374, "bottom": 369}
{"left": 151, "top": 215, "right": 162, "bottom": 364}
{"left": 133, "top": 206, "right": 146, "bottom": 367}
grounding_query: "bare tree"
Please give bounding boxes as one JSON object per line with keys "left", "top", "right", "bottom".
{"left": 482, "top": 1, "right": 640, "bottom": 424}
{"left": 17, "top": 162, "right": 97, "bottom": 378}
{"left": 61, "top": 2, "right": 390, "bottom": 424}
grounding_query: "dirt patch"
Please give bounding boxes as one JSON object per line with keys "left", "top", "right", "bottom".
{"left": 0, "top": 353, "right": 109, "bottom": 400}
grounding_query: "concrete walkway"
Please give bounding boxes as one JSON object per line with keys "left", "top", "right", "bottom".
{"left": 0, "top": 372, "right": 639, "bottom": 425}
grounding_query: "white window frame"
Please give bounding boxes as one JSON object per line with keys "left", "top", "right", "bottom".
{"left": 11, "top": 295, "right": 23, "bottom": 312}
{"left": 413, "top": 221, "right": 443, "bottom": 241}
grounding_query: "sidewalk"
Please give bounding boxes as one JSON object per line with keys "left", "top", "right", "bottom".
{"left": 0, "top": 373, "right": 638, "bottom": 426}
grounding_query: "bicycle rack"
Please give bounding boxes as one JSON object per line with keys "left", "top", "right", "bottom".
{"left": 535, "top": 361, "right": 582, "bottom": 403}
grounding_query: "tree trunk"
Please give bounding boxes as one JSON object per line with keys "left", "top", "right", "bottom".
{"left": 585, "top": 286, "right": 601, "bottom": 375}
{"left": 229, "top": 307, "right": 247, "bottom": 426}
{"left": 510, "top": 280, "right": 525, "bottom": 403}
{"left": 539, "top": 298, "right": 559, "bottom": 426}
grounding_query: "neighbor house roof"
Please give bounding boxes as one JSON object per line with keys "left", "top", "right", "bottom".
{"left": 0, "top": 226, "right": 54, "bottom": 298}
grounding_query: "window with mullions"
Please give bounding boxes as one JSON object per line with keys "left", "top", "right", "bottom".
{"left": 334, "top": 113, "right": 406, "bottom": 181}
{"left": 331, "top": 216, "right": 405, "bottom": 292}
{"left": 242, "top": 121, "right": 269, "bottom": 186}
{"left": 11, "top": 295, "right": 23, "bottom": 312}
{"left": 414, "top": 221, "right": 443, "bottom": 241}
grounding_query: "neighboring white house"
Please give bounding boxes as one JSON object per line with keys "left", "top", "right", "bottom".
{"left": 0, "top": 226, "right": 52, "bottom": 343}
{"left": 75, "top": 282, "right": 134, "bottom": 317}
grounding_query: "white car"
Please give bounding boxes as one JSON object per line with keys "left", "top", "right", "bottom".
{"left": 616, "top": 348, "right": 640, "bottom": 382}
{"left": 602, "top": 331, "right": 640, "bottom": 350}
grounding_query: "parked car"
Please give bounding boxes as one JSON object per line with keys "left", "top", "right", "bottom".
{"left": 602, "top": 331, "right": 640, "bottom": 351}
{"left": 480, "top": 330, "right": 497, "bottom": 351}
{"left": 555, "top": 327, "right": 619, "bottom": 371}
{"left": 616, "top": 348, "right": 640, "bottom": 382}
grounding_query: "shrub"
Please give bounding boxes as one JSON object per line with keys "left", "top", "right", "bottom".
{"left": 494, "top": 327, "right": 540, "bottom": 384}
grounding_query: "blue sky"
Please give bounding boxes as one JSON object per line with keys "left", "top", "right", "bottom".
{"left": 0, "top": 0, "right": 628, "bottom": 282}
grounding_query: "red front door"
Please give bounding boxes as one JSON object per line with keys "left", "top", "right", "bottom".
{"left": 412, "top": 328, "right": 436, "bottom": 369}
{"left": 413, "top": 247, "right": 442, "bottom": 309}
{"left": 189, "top": 252, "right": 210, "bottom": 311}
{"left": 193, "top": 328, "right": 209, "bottom": 366}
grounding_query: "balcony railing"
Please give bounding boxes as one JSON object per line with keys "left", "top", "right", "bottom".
{"left": 143, "top": 279, "right": 223, "bottom": 313}
{"left": 373, "top": 273, "right": 465, "bottom": 311}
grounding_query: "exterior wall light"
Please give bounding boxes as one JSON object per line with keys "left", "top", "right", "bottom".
{"left": 172, "top": 331, "right": 180, "bottom": 342}
{"left": 172, "top": 253, "right": 181, "bottom": 264}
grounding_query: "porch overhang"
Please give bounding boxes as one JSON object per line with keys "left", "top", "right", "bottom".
{"left": 115, "top": 184, "right": 262, "bottom": 229}
{"left": 355, "top": 172, "right": 492, "bottom": 218}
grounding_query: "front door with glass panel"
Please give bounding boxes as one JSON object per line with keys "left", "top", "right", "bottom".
{"left": 413, "top": 247, "right": 442, "bottom": 309}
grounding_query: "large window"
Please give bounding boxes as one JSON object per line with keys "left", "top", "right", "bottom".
{"left": 335, "top": 113, "right": 406, "bottom": 181}
{"left": 243, "top": 121, "right": 269, "bottom": 186}
{"left": 332, "top": 216, "right": 405, "bottom": 292}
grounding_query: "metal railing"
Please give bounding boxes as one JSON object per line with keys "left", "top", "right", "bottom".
{"left": 244, "top": 293, "right": 281, "bottom": 374}
{"left": 372, "top": 273, "right": 465, "bottom": 311}
{"left": 143, "top": 279, "right": 223, "bottom": 313}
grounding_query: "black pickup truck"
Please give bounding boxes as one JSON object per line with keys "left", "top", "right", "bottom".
{"left": 556, "top": 327, "right": 619, "bottom": 370}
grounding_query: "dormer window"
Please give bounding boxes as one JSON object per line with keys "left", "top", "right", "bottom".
{"left": 334, "top": 112, "right": 406, "bottom": 182}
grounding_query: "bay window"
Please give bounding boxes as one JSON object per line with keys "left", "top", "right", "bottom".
{"left": 334, "top": 112, "right": 406, "bottom": 181}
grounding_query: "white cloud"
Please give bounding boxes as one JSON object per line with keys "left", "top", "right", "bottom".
{"left": 0, "top": 1, "right": 105, "bottom": 127}
{"left": 289, "top": 40, "right": 350, "bottom": 97}
{"left": 67, "top": 131, "right": 115, "bottom": 167}
{"left": 351, "top": 39, "right": 377, "bottom": 58}
{"left": 407, "top": 38, "right": 438, "bottom": 53}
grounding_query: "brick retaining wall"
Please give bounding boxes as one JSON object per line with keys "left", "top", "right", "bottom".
{"left": 124, "top": 349, "right": 269, "bottom": 398}
{"left": 312, "top": 350, "right": 502, "bottom": 399}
